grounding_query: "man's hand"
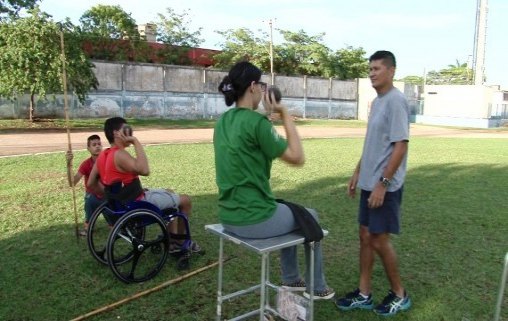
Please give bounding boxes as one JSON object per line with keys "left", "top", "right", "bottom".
{"left": 367, "top": 183, "right": 387, "bottom": 208}
{"left": 347, "top": 171, "right": 359, "bottom": 198}
{"left": 65, "top": 150, "right": 73, "bottom": 166}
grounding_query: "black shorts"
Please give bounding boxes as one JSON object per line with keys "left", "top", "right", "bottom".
{"left": 358, "top": 187, "right": 404, "bottom": 234}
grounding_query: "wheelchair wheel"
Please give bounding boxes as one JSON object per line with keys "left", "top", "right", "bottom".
{"left": 87, "top": 202, "right": 117, "bottom": 265}
{"left": 106, "top": 209, "right": 169, "bottom": 283}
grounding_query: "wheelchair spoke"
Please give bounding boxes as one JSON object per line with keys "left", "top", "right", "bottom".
{"left": 128, "top": 251, "right": 142, "bottom": 279}
{"left": 107, "top": 210, "right": 169, "bottom": 283}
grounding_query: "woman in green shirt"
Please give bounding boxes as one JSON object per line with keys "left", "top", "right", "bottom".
{"left": 213, "top": 61, "right": 334, "bottom": 300}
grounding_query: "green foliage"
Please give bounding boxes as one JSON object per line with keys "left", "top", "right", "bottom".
{"left": 277, "top": 29, "right": 332, "bottom": 77}
{"left": 155, "top": 8, "right": 203, "bottom": 47}
{"left": 426, "top": 60, "right": 473, "bottom": 85}
{"left": 330, "top": 46, "right": 369, "bottom": 80}
{"left": 212, "top": 28, "right": 271, "bottom": 71}
{"left": 213, "top": 27, "right": 368, "bottom": 80}
{"left": 0, "top": 0, "right": 39, "bottom": 19}
{"left": 0, "top": 137, "right": 507, "bottom": 321}
{"left": 400, "top": 75, "right": 424, "bottom": 85}
{"left": 79, "top": 4, "right": 139, "bottom": 40}
{"left": 0, "top": 7, "right": 98, "bottom": 120}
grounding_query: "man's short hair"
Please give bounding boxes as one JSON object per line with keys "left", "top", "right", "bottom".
{"left": 369, "top": 50, "right": 396, "bottom": 68}
{"left": 87, "top": 134, "right": 101, "bottom": 147}
{"left": 104, "top": 117, "right": 127, "bottom": 144}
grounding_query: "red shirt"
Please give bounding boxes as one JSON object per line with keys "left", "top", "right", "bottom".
{"left": 96, "top": 146, "right": 140, "bottom": 187}
{"left": 78, "top": 157, "right": 101, "bottom": 198}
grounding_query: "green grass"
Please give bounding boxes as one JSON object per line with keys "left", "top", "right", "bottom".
{"left": 1, "top": 138, "right": 507, "bottom": 321}
{"left": 0, "top": 118, "right": 218, "bottom": 132}
{"left": 0, "top": 118, "right": 367, "bottom": 132}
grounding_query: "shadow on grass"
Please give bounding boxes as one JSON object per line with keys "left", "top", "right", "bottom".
{"left": 0, "top": 163, "right": 507, "bottom": 321}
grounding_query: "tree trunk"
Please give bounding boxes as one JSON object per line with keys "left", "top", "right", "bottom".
{"left": 29, "top": 93, "right": 35, "bottom": 121}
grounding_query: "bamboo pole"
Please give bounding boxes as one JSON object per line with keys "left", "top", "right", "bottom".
{"left": 60, "top": 31, "right": 79, "bottom": 241}
{"left": 69, "top": 259, "right": 228, "bottom": 321}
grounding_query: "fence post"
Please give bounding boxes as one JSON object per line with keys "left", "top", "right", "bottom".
{"left": 202, "top": 68, "right": 207, "bottom": 119}
{"left": 328, "top": 77, "right": 332, "bottom": 119}
{"left": 303, "top": 75, "right": 307, "bottom": 119}
{"left": 121, "top": 64, "right": 125, "bottom": 117}
{"left": 163, "top": 67, "right": 167, "bottom": 118}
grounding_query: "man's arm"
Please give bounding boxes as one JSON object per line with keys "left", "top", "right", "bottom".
{"left": 115, "top": 137, "right": 150, "bottom": 176}
{"left": 87, "top": 162, "right": 104, "bottom": 195}
{"left": 367, "top": 141, "right": 408, "bottom": 208}
{"left": 348, "top": 159, "right": 361, "bottom": 198}
{"left": 65, "top": 151, "right": 83, "bottom": 187}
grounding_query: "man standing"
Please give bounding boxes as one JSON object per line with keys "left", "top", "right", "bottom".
{"left": 335, "top": 50, "right": 411, "bottom": 316}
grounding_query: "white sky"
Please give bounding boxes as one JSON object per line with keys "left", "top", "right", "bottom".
{"left": 39, "top": 0, "right": 508, "bottom": 89}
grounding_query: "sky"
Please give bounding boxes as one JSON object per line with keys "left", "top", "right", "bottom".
{"left": 38, "top": 0, "right": 508, "bottom": 89}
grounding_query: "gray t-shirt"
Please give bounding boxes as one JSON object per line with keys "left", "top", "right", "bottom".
{"left": 358, "top": 87, "right": 409, "bottom": 192}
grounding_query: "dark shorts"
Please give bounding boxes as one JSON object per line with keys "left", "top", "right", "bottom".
{"left": 358, "top": 187, "right": 404, "bottom": 234}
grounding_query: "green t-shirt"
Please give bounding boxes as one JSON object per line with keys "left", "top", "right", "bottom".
{"left": 213, "top": 108, "right": 288, "bottom": 226}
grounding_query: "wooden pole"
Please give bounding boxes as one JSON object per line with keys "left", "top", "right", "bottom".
{"left": 60, "top": 31, "right": 79, "bottom": 241}
{"left": 69, "top": 259, "right": 228, "bottom": 321}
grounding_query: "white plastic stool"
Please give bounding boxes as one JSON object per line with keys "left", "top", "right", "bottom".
{"left": 205, "top": 224, "right": 328, "bottom": 321}
{"left": 494, "top": 252, "right": 508, "bottom": 321}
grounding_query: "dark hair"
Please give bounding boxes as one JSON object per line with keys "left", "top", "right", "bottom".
{"left": 87, "top": 134, "right": 101, "bottom": 147}
{"left": 104, "top": 117, "right": 126, "bottom": 144}
{"left": 218, "top": 61, "right": 262, "bottom": 106}
{"left": 369, "top": 50, "right": 396, "bottom": 68}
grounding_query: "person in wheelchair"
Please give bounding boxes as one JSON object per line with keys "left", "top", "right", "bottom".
{"left": 87, "top": 116, "right": 202, "bottom": 254}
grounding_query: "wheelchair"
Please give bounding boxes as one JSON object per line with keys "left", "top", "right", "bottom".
{"left": 86, "top": 187, "right": 196, "bottom": 284}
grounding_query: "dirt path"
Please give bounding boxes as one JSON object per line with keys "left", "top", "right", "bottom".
{"left": 0, "top": 124, "right": 506, "bottom": 157}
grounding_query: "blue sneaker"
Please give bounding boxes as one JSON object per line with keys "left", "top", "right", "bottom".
{"left": 335, "top": 288, "right": 374, "bottom": 311}
{"left": 374, "top": 290, "right": 412, "bottom": 316}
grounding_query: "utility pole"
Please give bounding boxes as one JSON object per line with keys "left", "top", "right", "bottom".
{"left": 473, "top": 0, "right": 488, "bottom": 85}
{"left": 268, "top": 18, "right": 275, "bottom": 85}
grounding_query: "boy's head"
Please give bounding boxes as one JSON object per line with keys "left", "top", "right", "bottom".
{"left": 104, "top": 117, "right": 127, "bottom": 144}
{"left": 87, "top": 134, "right": 102, "bottom": 156}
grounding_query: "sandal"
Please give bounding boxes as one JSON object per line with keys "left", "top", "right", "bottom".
{"left": 78, "top": 229, "right": 87, "bottom": 237}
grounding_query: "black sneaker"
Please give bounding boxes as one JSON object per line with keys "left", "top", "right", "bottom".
{"left": 281, "top": 279, "right": 306, "bottom": 291}
{"left": 335, "top": 288, "right": 374, "bottom": 311}
{"left": 373, "top": 290, "right": 412, "bottom": 316}
{"left": 303, "top": 287, "right": 335, "bottom": 300}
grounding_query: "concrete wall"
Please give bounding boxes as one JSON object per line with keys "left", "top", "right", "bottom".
{"left": 422, "top": 85, "right": 493, "bottom": 119}
{"left": 0, "top": 61, "right": 358, "bottom": 120}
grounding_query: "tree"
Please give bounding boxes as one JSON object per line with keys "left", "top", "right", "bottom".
{"left": 277, "top": 29, "right": 332, "bottom": 77}
{"left": 79, "top": 5, "right": 138, "bottom": 40}
{"left": 426, "top": 60, "right": 473, "bottom": 85}
{"left": 79, "top": 5, "right": 141, "bottom": 62}
{"left": 213, "top": 28, "right": 368, "bottom": 80}
{"left": 0, "top": 7, "right": 98, "bottom": 120}
{"left": 155, "top": 8, "right": 203, "bottom": 47}
{"left": 330, "top": 46, "right": 369, "bottom": 80}
{"left": 213, "top": 28, "right": 271, "bottom": 71}
{"left": 400, "top": 75, "right": 424, "bottom": 85}
{"left": 0, "top": 0, "right": 39, "bottom": 19}
{"left": 154, "top": 7, "right": 204, "bottom": 65}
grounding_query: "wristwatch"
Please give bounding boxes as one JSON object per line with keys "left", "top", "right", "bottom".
{"left": 379, "top": 176, "right": 391, "bottom": 187}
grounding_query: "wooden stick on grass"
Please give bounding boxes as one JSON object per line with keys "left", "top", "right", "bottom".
{"left": 69, "top": 259, "right": 229, "bottom": 321}
{"left": 60, "top": 31, "right": 79, "bottom": 241}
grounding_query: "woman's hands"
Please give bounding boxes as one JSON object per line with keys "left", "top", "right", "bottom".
{"left": 262, "top": 90, "right": 286, "bottom": 115}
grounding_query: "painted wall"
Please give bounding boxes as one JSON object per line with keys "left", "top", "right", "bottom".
{"left": 422, "top": 85, "right": 493, "bottom": 119}
{"left": 0, "top": 61, "right": 358, "bottom": 120}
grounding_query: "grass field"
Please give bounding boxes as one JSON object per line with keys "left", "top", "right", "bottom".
{"left": 0, "top": 137, "right": 507, "bottom": 321}
{"left": 0, "top": 118, "right": 368, "bottom": 132}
